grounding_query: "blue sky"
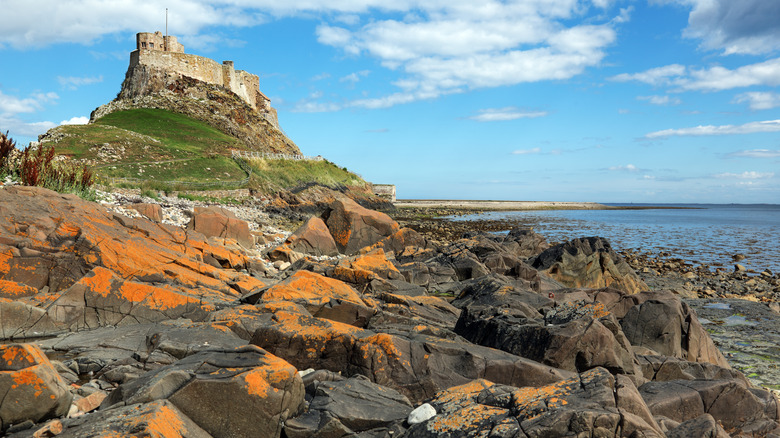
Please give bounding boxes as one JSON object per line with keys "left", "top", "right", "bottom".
{"left": 1, "top": 0, "right": 779, "bottom": 203}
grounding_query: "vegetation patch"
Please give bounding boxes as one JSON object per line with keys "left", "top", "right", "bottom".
{"left": 246, "top": 157, "right": 368, "bottom": 193}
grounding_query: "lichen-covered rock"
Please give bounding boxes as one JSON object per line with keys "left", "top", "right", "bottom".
{"left": 5, "top": 400, "right": 212, "bottom": 438}
{"left": 260, "top": 270, "right": 376, "bottom": 327}
{"left": 405, "top": 368, "right": 662, "bottom": 438}
{"left": 250, "top": 301, "right": 572, "bottom": 404}
{"left": 47, "top": 267, "right": 216, "bottom": 330}
{"left": 323, "top": 198, "right": 399, "bottom": 255}
{"left": 530, "top": 237, "right": 648, "bottom": 294}
{"left": 0, "top": 344, "right": 72, "bottom": 432}
{"left": 106, "top": 345, "right": 304, "bottom": 438}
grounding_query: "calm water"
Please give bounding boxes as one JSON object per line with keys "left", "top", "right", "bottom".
{"left": 451, "top": 204, "right": 780, "bottom": 273}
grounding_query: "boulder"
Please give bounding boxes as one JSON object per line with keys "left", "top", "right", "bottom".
{"left": 286, "top": 216, "right": 339, "bottom": 256}
{"left": 636, "top": 355, "right": 746, "bottom": 383}
{"left": 46, "top": 267, "right": 215, "bottom": 331}
{"left": 455, "top": 302, "right": 639, "bottom": 376}
{"left": 323, "top": 198, "right": 399, "bottom": 255}
{"left": 530, "top": 237, "right": 648, "bottom": 294}
{"left": 187, "top": 206, "right": 254, "bottom": 249}
{"left": 640, "top": 379, "right": 780, "bottom": 435}
{"left": 621, "top": 298, "right": 730, "bottom": 368}
{"left": 5, "top": 400, "right": 211, "bottom": 438}
{"left": 666, "top": 414, "right": 730, "bottom": 438}
{"left": 0, "top": 344, "right": 72, "bottom": 432}
{"left": 285, "top": 375, "right": 412, "bottom": 436}
{"left": 129, "top": 202, "right": 163, "bottom": 222}
{"left": 0, "top": 298, "right": 64, "bottom": 340}
{"left": 249, "top": 301, "right": 573, "bottom": 404}
{"left": 107, "top": 345, "right": 305, "bottom": 438}
{"left": 258, "top": 270, "right": 376, "bottom": 327}
{"left": 405, "top": 368, "right": 662, "bottom": 438}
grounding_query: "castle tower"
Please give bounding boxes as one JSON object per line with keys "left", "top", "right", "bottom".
{"left": 136, "top": 31, "right": 184, "bottom": 53}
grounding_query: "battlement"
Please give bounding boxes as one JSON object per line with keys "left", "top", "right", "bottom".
{"left": 136, "top": 31, "right": 184, "bottom": 53}
{"left": 129, "top": 32, "right": 271, "bottom": 112}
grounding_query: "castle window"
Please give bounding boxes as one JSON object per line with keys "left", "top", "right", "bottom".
{"left": 150, "top": 43, "right": 154, "bottom": 48}
{"left": 141, "top": 42, "right": 147, "bottom": 48}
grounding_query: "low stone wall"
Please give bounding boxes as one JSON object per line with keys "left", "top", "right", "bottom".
{"left": 372, "top": 184, "right": 396, "bottom": 202}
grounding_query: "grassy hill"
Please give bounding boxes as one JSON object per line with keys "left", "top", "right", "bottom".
{"left": 42, "top": 108, "right": 370, "bottom": 194}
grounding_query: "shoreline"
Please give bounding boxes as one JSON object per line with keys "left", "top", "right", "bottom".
{"left": 393, "top": 199, "right": 696, "bottom": 211}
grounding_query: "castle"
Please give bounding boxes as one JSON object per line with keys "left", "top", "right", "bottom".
{"left": 130, "top": 31, "right": 271, "bottom": 113}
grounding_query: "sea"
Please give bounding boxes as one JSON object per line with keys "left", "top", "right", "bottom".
{"left": 450, "top": 204, "right": 780, "bottom": 274}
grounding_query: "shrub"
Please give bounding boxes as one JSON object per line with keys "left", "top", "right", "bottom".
{"left": 17, "top": 141, "right": 95, "bottom": 195}
{"left": 0, "top": 131, "right": 15, "bottom": 173}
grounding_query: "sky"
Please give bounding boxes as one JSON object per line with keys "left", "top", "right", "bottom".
{"left": 1, "top": 0, "right": 779, "bottom": 203}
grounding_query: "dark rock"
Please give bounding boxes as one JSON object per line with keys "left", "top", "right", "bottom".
{"left": 640, "top": 379, "right": 780, "bottom": 435}
{"left": 621, "top": 298, "right": 730, "bottom": 368}
{"left": 530, "top": 236, "right": 648, "bottom": 294}
{"left": 249, "top": 301, "right": 572, "bottom": 404}
{"left": 666, "top": 414, "right": 730, "bottom": 438}
{"left": 455, "top": 303, "right": 638, "bottom": 376}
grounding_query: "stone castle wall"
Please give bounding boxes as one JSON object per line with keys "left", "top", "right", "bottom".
{"left": 130, "top": 32, "right": 269, "bottom": 112}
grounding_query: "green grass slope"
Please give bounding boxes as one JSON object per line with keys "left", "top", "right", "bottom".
{"left": 44, "top": 108, "right": 370, "bottom": 194}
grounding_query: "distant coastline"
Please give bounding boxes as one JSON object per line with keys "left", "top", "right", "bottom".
{"left": 394, "top": 199, "right": 696, "bottom": 211}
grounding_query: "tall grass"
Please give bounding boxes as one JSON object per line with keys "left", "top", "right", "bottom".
{"left": 1, "top": 130, "right": 96, "bottom": 199}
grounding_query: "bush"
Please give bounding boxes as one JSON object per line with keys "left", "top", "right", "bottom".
{"left": 14, "top": 140, "right": 95, "bottom": 196}
{"left": 0, "top": 131, "right": 16, "bottom": 174}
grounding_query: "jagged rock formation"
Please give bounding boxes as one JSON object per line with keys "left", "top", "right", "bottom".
{"left": 90, "top": 32, "right": 300, "bottom": 155}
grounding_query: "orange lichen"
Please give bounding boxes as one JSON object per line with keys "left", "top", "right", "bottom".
{"left": 11, "top": 369, "right": 47, "bottom": 397}
{"left": 0, "top": 279, "right": 38, "bottom": 298}
{"left": 243, "top": 354, "right": 296, "bottom": 398}
{"left": 0, "top": 247, "right": 13, "bottom": 275}
{"left": 135, "top": 404, "right": 189, "bottom": 438}
{"left": 264, "top": 270, "right": 364, "bottom": 305}
{"left": 427, "top": 404, "right": 506, "bottom": 434}
{"left": 512, "top": 375, "right": 579, "bottom": 420}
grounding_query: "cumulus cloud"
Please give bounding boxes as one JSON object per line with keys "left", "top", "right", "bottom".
{"left": 0, "top": 90, "right": 58, "bottom": 115}
{"left": 680, "top": 0, "right": 780, "bottom": 55}
{"left": 469, "top": 107, "right": 547, "bottom": 122}
{"left": 61, "top": 116, "right": 89, "bottom": 125}
{"left": 733, "top": 92, "right": 780, "bottom": 110}
{"left": 729, "top": 149, "right": 780, "bottom": 158}
{"left": 646, "top": 119, "right": 780, "bottom": 138}
{"left": 340, "top": 70, "right": 370, "bottom": 83}
{"left": 612, "top": 58, "right": 780, "bottom": 92}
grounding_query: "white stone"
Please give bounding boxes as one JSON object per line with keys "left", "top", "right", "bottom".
{"left": 407, "top": 403, "right": 436, "bottom": 425}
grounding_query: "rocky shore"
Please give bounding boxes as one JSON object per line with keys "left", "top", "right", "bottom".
{"left": 1, "top": 187, "right": 779, "bottom": 437}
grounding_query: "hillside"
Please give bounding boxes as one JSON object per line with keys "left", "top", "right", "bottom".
{"left": 38, "top": 108, "right": 372, "bottom": 197}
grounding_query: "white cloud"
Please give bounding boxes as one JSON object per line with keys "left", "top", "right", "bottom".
{"left": 729, "top": 149, "right": 780, "bottom": 158}
{"left": 638, "top": 95, "right": 681, "bottom": 105}
{"left": 713, "top": 171, "right": 775, "bottom": 179}
{"left": 608, "top": 164, "right": 640, "bottom": 171}
{"left": 610, "top": 58, "right": 780, "bottom": 92}
{"left": 61, "top": 116, "right": 89, "bottom": 125}
{"left": 733, "top": 92, "right": 780, "bottom": 110}
{"left": 646, "top": 119, "right": 780, "bottom": 138}
{"left": 0, "top": 90, "right": 58, "bottom": 115}
{"left": 57, "top": 75, "right": 103, "bottom": 90}
{"left": 469, "top": 107, "right": 547, "bottom": 122}
{"left": 609, "top": 64, "right": 686, "bottom": 86}
{"left": 340, "top": 70, "right": 370, "bottom": 83}
{"left": 680, "top": 0, "right": 780, "bottom": 55}
{"left": 511, "top": 148, "right": 542, "bottom": 155}
{"left": 0, "top": 116, "right": 56, "bottom": 138}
